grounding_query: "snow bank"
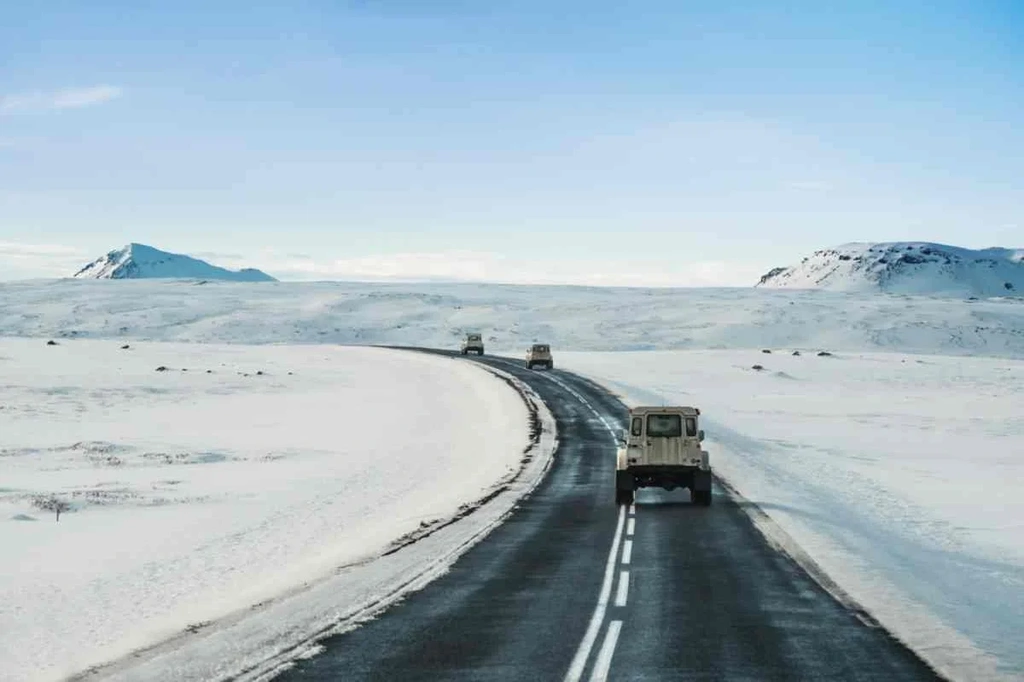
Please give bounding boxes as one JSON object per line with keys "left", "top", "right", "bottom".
{"left": 0, "top": 338, "right": 529, "bottom": 681}
{"left": 561, "top": 349, "right": 1024, "bottom": 682}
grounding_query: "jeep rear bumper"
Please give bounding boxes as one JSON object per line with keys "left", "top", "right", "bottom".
{"left": 617, "top": 466, "right": 711, "bottom": 492}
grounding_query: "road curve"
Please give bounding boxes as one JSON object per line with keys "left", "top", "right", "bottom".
{"left": 272, "top": 351, "right": 946, "bottom": 682}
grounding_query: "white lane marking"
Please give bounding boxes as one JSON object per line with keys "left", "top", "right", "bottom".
{"left": 626, "top": 517, "right": 635, "bottom": 536}
{"left": 544, "top": 373, "right": 618, "bottom": 438}
{"left": 563, "top": 506, "right": 626, "bottom": 682}
{"left": 588, "top": 620, "right": 623, "bottom": 682}
{"left": 614, "top": 571, "right": 630, "bottom": 607}
{"left": 628, "top": 504, "right": 635, "bottom": 515}
{"left": 621, "top": 540, "right": 632, "bottom": 566}
{"left": 484, "top": 357, "right": 628, "bottom": 681}
{"left": 487, "top": 357, "right": 622, "bottom": 441}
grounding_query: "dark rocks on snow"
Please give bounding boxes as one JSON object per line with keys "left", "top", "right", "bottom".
{"left": 155, "top": 366, "right": 169, "bottom": 372}
{"left": 256, "top": 370, "right": 264, "bottom": 376}
{"left": 792, "top": 350, "right": 801, "bottom": 356}
{"left": 121, "top": 344, "right": 130, "bottom": 350}
{"left": 761, "top": 349, "right": 772, "bottom": 354}
{"left": 46, "top": 340, "right": 58, "bottom": 346}
{"left": 751, "top": 364, "right": 765, "bottom": 371}
{"left": 817, "top": 351, "right": 832, "bottom": 357}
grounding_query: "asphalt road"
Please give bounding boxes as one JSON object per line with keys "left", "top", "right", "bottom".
{"left": 273, "top": 352, "right": 946, "bottom": 682}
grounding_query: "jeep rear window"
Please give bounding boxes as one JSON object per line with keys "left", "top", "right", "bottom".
{"left": 646, "top": 414, "right": 681, "bottom": 437}
{"left": 630, "top": 417, "right": 643, "bottom": 436}
{"left": 534, "top": 345, "right": 548, "bottom": 352}
{"left": 685, "top": 417, "right": 697, "bottom": 437}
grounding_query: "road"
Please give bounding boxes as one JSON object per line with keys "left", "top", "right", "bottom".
{"left": 273, "top": 352, "right": 946, "bottom": 682}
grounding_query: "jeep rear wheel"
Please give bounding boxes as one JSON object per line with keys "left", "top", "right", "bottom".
{"left": 692, "top": 489, "right": 712, "bottom": 506}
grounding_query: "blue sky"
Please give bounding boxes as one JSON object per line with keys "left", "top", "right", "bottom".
{"left": 1, "top": 1, "right": 1022, "bottom": 284}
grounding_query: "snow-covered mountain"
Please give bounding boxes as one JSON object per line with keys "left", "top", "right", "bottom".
{"left": 73, "top": 243, "right": 277, "bottom": 282}
{"left": 756, "top": 242, "right": 1024, "bottom": 297}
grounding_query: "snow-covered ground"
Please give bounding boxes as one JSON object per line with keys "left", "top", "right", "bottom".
{"left": 2, "top": 278, "right": 1024, "bottom": 358}
{"left": 560, "top": 349, "right": 1024, "bottom": 682}
{"left": 1, "top": 278, "right": 1022, "bottom": 681}
{"left": 757, "top": 241, "right": 1024, "bottom": 296}
{"left": 0, "top": 338, "right": 537, "bottom": 681}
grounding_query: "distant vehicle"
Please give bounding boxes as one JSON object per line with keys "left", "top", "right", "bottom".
{"left": 526, "top": 343, "right": 553, "bottom": 370}
{"left": 615, "top": 406, "right": 711, "bottom": 506}
{"left": 461, "top": 333, "right": 485, "bottom": 356}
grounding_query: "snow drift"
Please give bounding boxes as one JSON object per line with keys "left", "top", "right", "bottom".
{"left": 756, "top": 242, "right": 1024, "bottom": 297}
{"left": 73, "top": 243, "right": 277, "bottom": 282}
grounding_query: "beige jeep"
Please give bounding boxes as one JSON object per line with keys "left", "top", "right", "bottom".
{"left": 461, "top": 333, "right": 484, "bottom": 356}
{"left": 615, "top": 406, "right": 711, "bottom": 506}
{"left": 525, "top": 343, "right": 553, "bottom": 370}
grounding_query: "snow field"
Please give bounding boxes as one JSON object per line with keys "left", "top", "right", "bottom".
{"left": 3, "top": 278, "right": 1024, "bottom": 358}
{"left": 560, "top": 349, "right": 1024, "bottom": 682}
{"left": 0, "top": 338, "right": 531, "bottom": 681}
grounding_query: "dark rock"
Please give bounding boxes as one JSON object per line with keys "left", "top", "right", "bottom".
{"left": 46, "top": 340, "right": 58, "bottom": 346}
{"left": 752, "top": 364, "right": 765, "bottom": 371}
{"left": 817, "top": 351, "right": 832, "bottom": 357}
{"left": 761, "top": 349, "right": 772, "bottom": 354}
{"left": 757, "top": 267, "right": 788, "bottom": 285}
{"left": 155, "top": 366, "right": 168, "bottom": 372}
{"left": 120, "top": 344, "right": 130, "bottom": 349}
{"left": 792, "top": 350, "right": 801, "bottom": 356}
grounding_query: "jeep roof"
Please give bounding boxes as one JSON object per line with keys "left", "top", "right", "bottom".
{"left": 628, "top": 405, "right": 700, "bottom": 416}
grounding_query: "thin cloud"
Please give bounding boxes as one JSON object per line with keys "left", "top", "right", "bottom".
{"left": 193, "top": 251, "right": 246, "bottom": 261}
{"left": 0, "top": 86, "right": 123, "bottom": 114}
{"left": 0, "top": 243, "right": 769, "bottom": 287}
{"left": 0, "top": 241, "right": 90, "bottom": 280}
{"left": 253, "top": 251, "right": 768, "bottom": 288}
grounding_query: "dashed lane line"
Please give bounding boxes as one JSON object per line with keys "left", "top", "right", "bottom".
{"left": 614, "top": 571, "right": 630, "bottom": 608}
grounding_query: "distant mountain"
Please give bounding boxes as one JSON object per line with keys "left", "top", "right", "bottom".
{"left": 73, "top": 244, "right": 277, "bottom": 282}
{"left": 756, "top": 242, "right": 1024, "bottom": 297}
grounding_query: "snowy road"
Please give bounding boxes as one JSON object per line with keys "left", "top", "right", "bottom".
{"left": 273, "top": 351, "right": 945, "bottom": 682}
